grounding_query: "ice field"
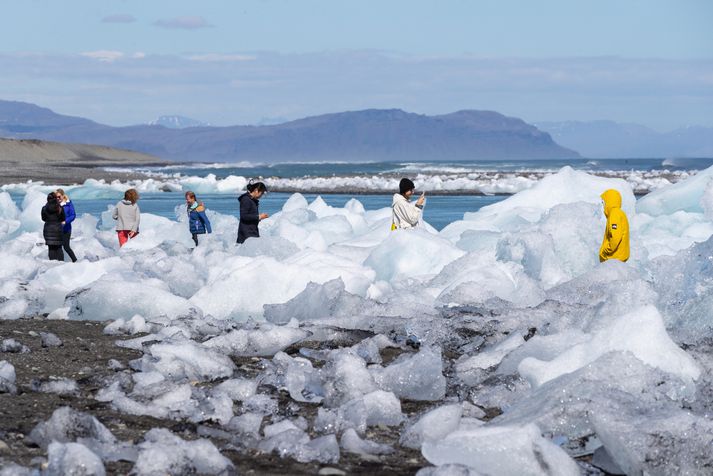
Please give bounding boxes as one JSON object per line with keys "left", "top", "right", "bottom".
{"left": 1, "top": 165, "right": 713, "bottom": 474}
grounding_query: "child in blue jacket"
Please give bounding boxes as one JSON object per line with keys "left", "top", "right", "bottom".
{"left": 185, "top": 191, "right": 212, "bottom": 246}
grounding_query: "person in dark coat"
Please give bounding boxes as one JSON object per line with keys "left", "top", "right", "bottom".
{"left": 41, "top": 192, "right": 65, "bottom": 261}
{"left": 55, "top": 189, "right": 77, "bottom": 262}
{"left": 185, "top": 191, "right": 212, "bottom": 246}
{"left": 237, "top": 182, "right": 268, "bottom": 244}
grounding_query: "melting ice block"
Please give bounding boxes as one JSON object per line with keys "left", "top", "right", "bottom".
{"left": 203, "top": 325, "right": 309, "bottom": 357}
{"left": 66, "top": 277, "right": 197, "bottom": 321}
{"left": 340, "top": 428, "right": 394, "bottom": 456}
{"left": 370, "top": 347, "right": 446, "bottom": 401}
{"left": 29, "top": 406, "right": 118, "bottom": 450}
{"left": 134, "top": 428, "right": 233, "bottom": 475}
{"left": 637, "top": 164, "right": 713, "bottom": 216}
{"left": 47, "top": 441, "right": 105, "bottom": 476}
{"left": 400, "top": 404, "right": 463, "bottom": 449}
{"left": 0, "top": 360, "right": 17, "bottom": 393}
{"left": 591, "top": 405, "right": 713, "bottom": 476}
{"left": 365, "top": 228, "right": 465, "bottom": 281}
{"left": 421, "top": 423, "right": 580, "bottom": 476}
{"left": 518, "top": 305, "right": 701, "bottom": 387}
{"left": 136, "top": 341, "right": 236, "bottom": 382}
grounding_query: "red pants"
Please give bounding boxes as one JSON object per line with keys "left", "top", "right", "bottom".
{"left": 117, "top": 230, "right": 135, "bottom": 247}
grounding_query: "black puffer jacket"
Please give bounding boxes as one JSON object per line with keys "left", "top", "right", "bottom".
{"left": 237, "top": 192, "right": 260, "bottom": 244}
{"left": 41, "top": 201, "right": 65, "bottom": 246}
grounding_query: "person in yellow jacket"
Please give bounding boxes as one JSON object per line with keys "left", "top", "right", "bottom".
{"left": 599, "top": 189, "right": 629, "bottom": 262}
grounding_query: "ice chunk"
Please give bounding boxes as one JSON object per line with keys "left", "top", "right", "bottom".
{"left": 40, "top": 331, "right": 63, "bottom": 347}
{"left": 213, "top": 377, "right": 258, "bottom": 401}
{"left": 365, "top": 229, "right": 465, "bottom": 281}
{"left": 702, "top": 178, "right": 713, "bottom": 220}
{"left": 518, "top": 305, "right": 701, "bottom": 387}
{"left": 416, "top": 464, "right": 482, "bottom": 476}
{"left": 360, "top": 390, "right": 404, "bottom": 426}
{"left": 400, "top": 404, "right": 463, "bottom": 449}
{"left": 322, "top": 351, "right": 377, "bottom": 406}
{"left": 134, "top": 428, "right": 233, "bottom": 475}
{"left": 456, "top": 333, "right": 525, "bottom": 374}
{"left": 272, "top": 351, "right": 324, "bottom": 403}
{"left": 31, "top": 377, "right": 79, "bottom": 395}
{"left": 1, "top": 338, "right": 30, "bottom": 353}
{"left": 590, "top": 405, "right": 713, "bottom": 475}
{"left": 103, "top": 314, "right": 152, "bottom": 335}
{"left": 29, "top": 407, "right": 117, "bottom": 450}
{"left": 0, "top": 298, "right": 29, "bottom": 320}
{"left": 370, "top": 347, "right": 446, "bottom": 401}
{"left": 226, "top": 412, "right": 263, "bottom": 435}
{"left": 0, "top": 360, "right": 16, "bottom": 393}
{"left": 136, "top": 341, "right": 235, "bottom": 382}
{"left": 258, "top": 430, "right": 340, "bottom": 464}
{"left": 203, "top": 325, "right": 309, "bottom": 357}
{"left": 340, "top": 428, "right": 394, "bottom": 456}
{"left": 421, "top": 423, "right": 580, "bottom": 476}
{"left": 47, "top": 441, "right": 105, "bottom": 476}
{"left": 264, "top": 278, "right": 377, "bottom": 324}
{"left": 637, "top": 164, "right": 713, "bottom": 215}
{"left": 493, "top": 352, "right": 696, "bottom": 442}
{"left": 66, "top": 277, "right": 197, "bottom": 321}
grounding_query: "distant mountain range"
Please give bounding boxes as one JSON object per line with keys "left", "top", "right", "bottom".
{"left": 536, "top": 120, "right": 713, "bottom": 158}
{"left": 148, "top": 115, "right": 211, "bottom": 129}
{"left": 0, "top": 100, "right": 578, "bottom": 162}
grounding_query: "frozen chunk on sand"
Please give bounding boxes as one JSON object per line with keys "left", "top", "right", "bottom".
{"left": 456, "top": 333, "right": 525, "bottom": 374}
{"left": 340, "top": 428, "right": 394, "bottom": 456}
{"left": 104, "top": 314, "right": 152, "bottom": 335}
{"left": 203, "top": 325, "right": 309, "bottom": 357}
{"left": 134, "top": 428, "right": 233, "bottom": 475}
{"left": 135, "top": 341, "right": 235, "bottom": 382}
{"left": 30, "top": 406, "right": 117, "bottom": 450}
{"left": 31, "top": 377, "right": 79, "bottom": 396}
{"left": 518, "top": 305, "right": 701, "bottom": 388}
{"left": 66, "top": 278, "right": 197, "bottom": 321}
{"left": 422, "top": 423, "right": 579, "bottom": 476}
{"left": 591, "top": 405, "right": 713, "bottom": 476}
{"left": 40, "top": 331, "right": 62, "bottom": 347}
{"left": 370, "top": 347, "right": 446, "bottom": 401}
{"left": 47, "top": 441, "right": 105, "bottom": 476}
{"left": 0, "top": 338, "right": 30, "bottom": 353}
{"left": 258, "top": 430, "right": 340, "bottom": 464}
{"left": 0, "top": 360, "right": 16, "bottom": 393}
{"left": 400, "top": 404, "right": 463, "bottom": 449}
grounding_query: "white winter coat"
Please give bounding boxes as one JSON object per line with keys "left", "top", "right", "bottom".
{"left": 391, "top": 193, "right": 422, "bottom": 229}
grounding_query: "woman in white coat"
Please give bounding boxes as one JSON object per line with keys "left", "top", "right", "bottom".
{"left": 391, "top": 178, "right": 425, "bottom": 230}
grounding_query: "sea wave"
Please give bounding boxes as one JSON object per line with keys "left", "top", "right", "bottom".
{"left": 1, "top": 168, "right": 697, "bottom": 197}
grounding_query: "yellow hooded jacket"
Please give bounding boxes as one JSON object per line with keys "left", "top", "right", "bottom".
{"left": 599, "top": 189, "right": 629, "bottom": 262}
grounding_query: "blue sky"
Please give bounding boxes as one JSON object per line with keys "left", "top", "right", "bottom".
{"left": 1, "top": 0, "right": 712, "bottom": 129}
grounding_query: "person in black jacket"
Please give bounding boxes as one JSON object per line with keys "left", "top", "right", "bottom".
{"left": 41, "top": 193, "right": 65, "bottom": 261}
{"left": 237, "top": 182, "right": 269, "bottom": 244}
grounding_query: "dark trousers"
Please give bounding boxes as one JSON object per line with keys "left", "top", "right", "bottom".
{"left": 62, "top": 231, "right": 77, "bottom": 262}
{"left": 48, "top": 245, "right": 64, "bottom": 261}
{"left": 191, "top": 233, "right": 199, "bottom": 246}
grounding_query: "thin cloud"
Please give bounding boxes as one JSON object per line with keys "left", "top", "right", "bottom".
{"left": 154, "top": 16, "right": 213, "bottom": 30}
{"left": 188, "top": 54, "right": 256, "bottom": 62}
{"left": 101, "top": 14, "right": 136, "bottom": 24}
{"left": 80, "top": 50, "right": 125, "bottom": 62}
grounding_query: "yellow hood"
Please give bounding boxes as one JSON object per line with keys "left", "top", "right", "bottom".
{"left": 601, "top": 189, "right": 622, "bottom": 217}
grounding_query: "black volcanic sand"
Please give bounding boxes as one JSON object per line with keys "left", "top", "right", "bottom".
{"left": 0, "top": 318, "right": 429, "bottom": 475}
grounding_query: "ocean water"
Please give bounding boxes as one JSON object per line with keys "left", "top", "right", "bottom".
{"left": 7, "top": 157, "right": 713, "bottom": 230}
